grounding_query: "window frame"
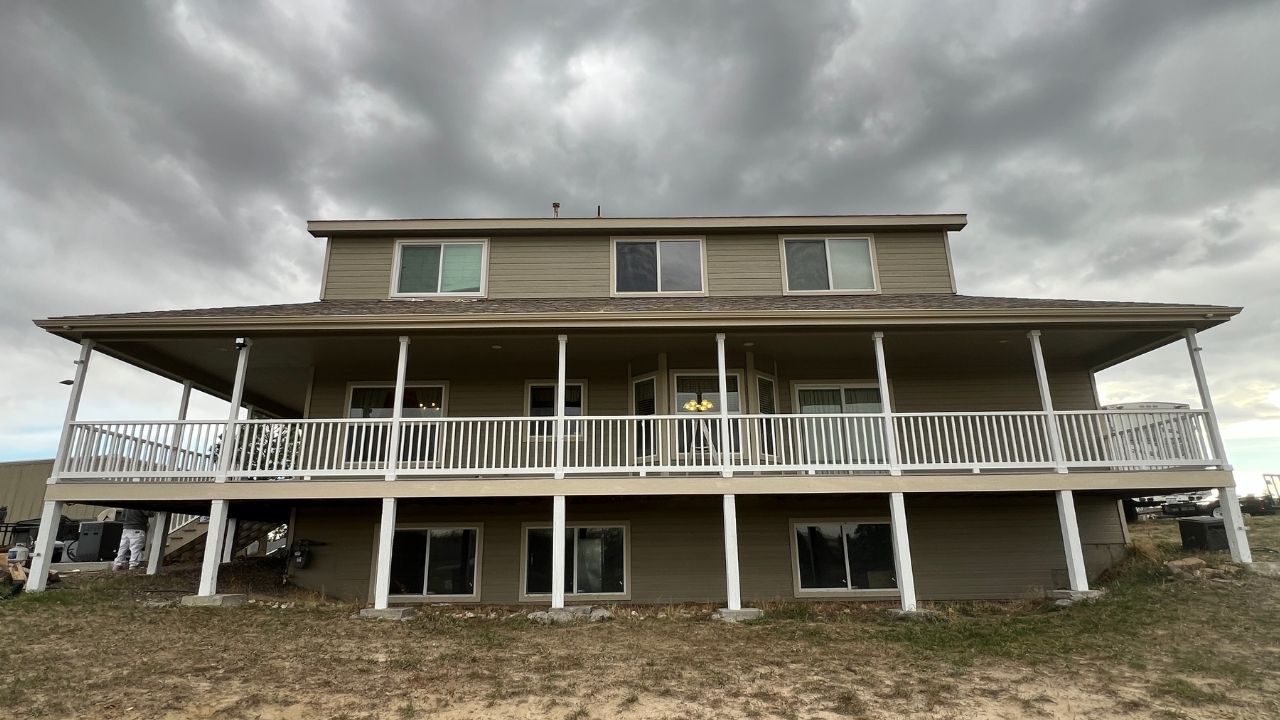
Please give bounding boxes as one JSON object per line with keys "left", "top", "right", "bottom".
{"left": 610, "top": 236, "right": 709, "bottom": 296}
{"left": 670, "top": 370, "right": 745, "bottom": 415}
{"left": 344, "top": 381, "right": 450, "bottom": 418}
{"left": 518, "top": 521, "right": 631, "bottom": 602}
{"left": 791, "top": 380, "right": 885, "bottom": 415}
{"left": 788, "top": 517, "right": 900, "bottom": 599}
{"left": 389, "top": 238, "right": 490, "bottom": 298}
{"left": 523, "top": 380, "right": 589, "bottom": 439}
{"left": 778, "top": 234, "right": 880, "bottom": 295}
{"left": 385, "top": 522, "right": 484, "bottom": 603}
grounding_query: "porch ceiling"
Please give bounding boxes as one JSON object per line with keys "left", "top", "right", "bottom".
{"left": 76, "top": 325, "right": 1192, "bottom": 418}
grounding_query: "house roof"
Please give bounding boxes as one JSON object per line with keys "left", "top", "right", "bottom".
{"left": 36, "top": 294, "right": 1240, "bottom": 335}
{"left": 307, "top": 214, "right": 969, "bottom": 237}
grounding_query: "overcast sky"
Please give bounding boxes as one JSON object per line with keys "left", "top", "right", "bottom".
{"left": 1, "top": 1, "right": 1277, "bottom": 492}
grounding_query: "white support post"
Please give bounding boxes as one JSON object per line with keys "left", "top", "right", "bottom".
{"left": 48, "top": 339, "right": 95, "bottom": 485}
{"left": 1183, "top": 329, "right": 1250, "bottom": 563}
{"left": 216, "top": 339, "right": 252, "bottom": 483}
{"left": 715, "top": 333, "right": 732, "bottom": 478}
{"left": 145, "top": 511, "right": 170, "bottom": 575}
{"left": 722, "top": 494, "right": 743, "bottom": 610}
{"left": 1028, "top": 330, "right": 1068, "bottom": 473}
{"left": 373, "top": 497, "right": 397, "bottom": 609}
{"left": 1055, "top": 490, "right": 1089, "bottom": 592}
{"left": 872, "top": 332, "right": 901, "bottom": 476}
{"left": 25, "top": 501, "right": 64, "bottom": 592}
{"left": 220, "top": 518, "right": 238, "bottom": 564}
{"left": 553, "top": 335, "right": 568, "bottom": 480}
{"left": 888, "top": 492, "right": 917, "bottom": 612}
{"left": 197, "top": 499, "right": 230, "bottom": 596}
{"left": 551, "top": 495, "right": 567, "bottom": 609}
{"left": 385, "top": 336, "right": 411, "bottom": 482}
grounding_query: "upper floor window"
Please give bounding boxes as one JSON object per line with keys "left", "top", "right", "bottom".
{"left": 781, "top": 236, "right": 878, "bottom": 294}
{"left": 613, "top": 238, "right": 705, "bottom": 294}
{"left": 392, "top": 239, "right": 487, "bottom": 297}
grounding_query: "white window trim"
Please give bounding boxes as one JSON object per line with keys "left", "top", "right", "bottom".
{"left": 387, "top": 523, "right": 484, "bottom": 603}
{"left": 344, "top": 381, "right": 450, "bottom": 418}
{"left": 791, "top": 380, "right": 885, "bottom": 415}
{"left": 779, "top": 234, "right": 881, "bottom": 295}
{"left": 670, "top": 369, "right": 745, "bottom": 415}
{"left": 610, "top": 236, "right": 709, "bottom": 297}
{"left": 390, "top": 238, "right": 489, "bottom": 298}
{"left": 524, "top": 379, "right": 588, "bottom": 440}
{"left": 788, "top": 518, "right": 900, "bottom": 599}
{"left": 518, "top": 521, "right": 631, "bottom": 602}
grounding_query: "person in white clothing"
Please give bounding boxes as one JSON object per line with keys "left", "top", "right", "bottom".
{"left": 112, "top": 508, "right": 151, "bottom": 571}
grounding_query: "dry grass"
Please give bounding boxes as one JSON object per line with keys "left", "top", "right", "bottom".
{"left": 2, "top": 516, "right": 1278, "bottom": 719}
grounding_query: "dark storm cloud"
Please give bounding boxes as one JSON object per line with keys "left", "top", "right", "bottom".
{"left": 1, "top": 0, "right": 1278, "bottom": 482}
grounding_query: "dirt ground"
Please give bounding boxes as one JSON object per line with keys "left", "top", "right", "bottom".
{"left": 2, "top": 514, "right": 1278, "bottom": 720}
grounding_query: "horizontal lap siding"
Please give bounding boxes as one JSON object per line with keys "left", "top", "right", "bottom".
{"left": 876, "top": 232, "right": 953, "bottom": 294}
{"left": 322, "top": 238, "right": 394, "bottom": 300}
{"left": 288, "top": 493, "right": 1129, "bottom": 605}
{"left": 0, "top": 460, "right": 106, "bottom": 522}
{"left": 488, "top": 237, "right": 611, "bottom": 298}
{"left": 706, "top": 235, "right": 783, "bottom": 296}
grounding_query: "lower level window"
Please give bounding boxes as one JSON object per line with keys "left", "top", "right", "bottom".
{"left": 525, "top": 525, "right": 626, "bottom": 596}
{"left": 794, "top": 522, "right": 895, "bottom": 591}
{"left": 390, "top": 527, "right": 479, "bottom": 597}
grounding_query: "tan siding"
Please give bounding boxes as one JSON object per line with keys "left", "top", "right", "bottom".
{"left": 289, "top": 492, "right": 1127, "bottom": 605}
{"left": 0, "top": 460, "right": 106, "bottom": 522}
{"left": 321, "top": 238, "right": 394, "bottom": 300}
{"left": 875, "top": 232, "right": 954, "bottom": 294}
{"left": 488, "top": 237, "right": 612, "bottom": 298}
{"left": 706, "top": 234, "right": 783, "bottom": 296}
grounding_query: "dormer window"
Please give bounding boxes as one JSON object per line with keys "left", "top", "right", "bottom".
{"left": 392, "top": 239, "right": 487, "bottom": 297}
{"left": 781, "top": 236, "right": 878, "bottom": 294}
{"left": 612, "top": 237, "right": 706, "bottom": 295}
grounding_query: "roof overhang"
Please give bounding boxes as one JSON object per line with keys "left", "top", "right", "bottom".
{"left": 307, "top": 214, "right": 969, "bottom": 237}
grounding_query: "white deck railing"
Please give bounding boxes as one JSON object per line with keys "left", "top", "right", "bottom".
{"left": 56, "top": 408, "right": 1221, "bottom": 483}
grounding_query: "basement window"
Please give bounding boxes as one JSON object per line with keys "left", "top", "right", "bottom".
{"left": 389, "top": 526, "right": 480, "bottom": 598}
{"left": 792, "top": 521, "right": 896, "bottom": 592}
{"left": 392, "top": 239, "right": 487, "bottom": 296}
{"left": 523, "top": 525, "right": 627, "bottom": 598}
{"left": 613, "top": 237, "right": 705, "bottom": 294}
{"left": 782, "top": 236, "right": 878, "bottom": 293}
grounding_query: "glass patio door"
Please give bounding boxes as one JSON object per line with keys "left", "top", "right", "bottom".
{"left": 674, "top": 374, "right": 740, "bottom": 459}
{"left": 796, "top": 386, "right": 882, "bottom": 464}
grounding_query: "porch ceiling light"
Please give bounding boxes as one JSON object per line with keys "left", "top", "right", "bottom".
{"left": 491, "top": 344, "right": 503, "bottom": 350}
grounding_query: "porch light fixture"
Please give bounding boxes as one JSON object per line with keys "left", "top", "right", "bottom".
{"left": 743, "top": 342, "right": 755, "bottom": 347}
{"left": 491, "top": 345, "right": 503, "bottom": 350}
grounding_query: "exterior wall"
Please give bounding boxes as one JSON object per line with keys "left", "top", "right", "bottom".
{"left": 319, "top": 231, "right": 955, "bottom": 301}
{"left": 288, "top": 492, "right": 1128, "bottom": 605}
{"left": 0, "top": 459, "right": 107, "bottom": 524}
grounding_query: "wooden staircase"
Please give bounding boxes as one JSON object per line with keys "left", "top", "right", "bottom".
{"left": 164, "top": 517, "right": 281, "bottom": 564}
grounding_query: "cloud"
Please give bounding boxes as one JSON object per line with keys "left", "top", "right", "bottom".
{"left": 1, "top": 0, "right": 1277, "bottom": 485}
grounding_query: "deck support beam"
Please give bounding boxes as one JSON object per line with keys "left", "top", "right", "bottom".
{"left": 197, "top": 499, "right": 230, "bottom": 596}
{"left": 888, "top": 492, "right": 917, "bottom": 611}
{"left": 1184, "top": 329, "right": 1250, "bottom": 562}
{"left": 722, "top": 494, "right": 743, "bottom": 610}
{"left": 1028, "top": 330, "right": 1067, "bottom": 473}
{"left": 220, "top": 517, "right": 238, "bottom": 564}
{"left": 145, "top": 511, "right": 170, "bottom": 575}
{"left": 551, "top": 495, "right": 567, "bottom": 609}
{"left": 372, "top": 497, "right": 397, "bottom": 609}
{"left": 872, "top": 332, "right": 901, "bottom": 476}
{"left": 1055, "top": 489, "right": 1089, "bottom": 592}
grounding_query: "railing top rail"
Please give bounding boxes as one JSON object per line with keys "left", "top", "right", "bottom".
{"left": 1053, "top": 408, "right": 1207, "bottom": 415}
{"left": 235, "top": 417, "right": 393, "bottom": 424}
{"left": 69, "top": 419, "right": 223, "bottom": 426}
{"left": 891, "top": 411, "right": 1050, "bottom": 418}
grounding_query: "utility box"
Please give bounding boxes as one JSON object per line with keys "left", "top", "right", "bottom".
{"left": 1178, "top": 517, "right": 1229, "bottom": 552}
{"left": 76, "top": 521, "right": 124, "bottom": 561}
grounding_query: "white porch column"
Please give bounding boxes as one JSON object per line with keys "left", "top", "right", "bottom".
{"left": 551, "top": 495, "right": 567, "bottom": 609}
{"left": 888, "top": 492, "right": 918, "bottom": 612}
{"left": 722, "top": 494, "right": 743, "bottom": 610}
{"left": 716, "top": 333, "right": 732, "bottom": 477}
{"left": 25, "top": 501, "right": 64, "bottom": 592}
{"left": 1027, "top": 330, "right": 1068, "bottom": 473}
{"left": 372, "top": 497, "right": 397, "bottom": 609}
{"left": 197, "top": 499, "right": 230, "bottom": 596}
{"left": 1055, "top": 490, "right": 1089, "bottom": 592}
{"left": 872, "top": 332, "right": 901, "bottom": 476}
{"left": 145, "top": 511, "right": 170, "bottom": 576}
{"left": 1184, "top": 329, "right": 1250, "bottom": 563}
{"left": 385, "top": 336, "right": 410, "bottom": 482}
{"left": 28, "top": 340, "right": 94, "bottom": 592}
{"left": 554, "top": 335, "right": 568, "bottom": 480}
{"left": 220, "top": 518, "right": 238, "bottom": 564}
{"left": 215, "top": 339, "right": 252, "bottom": 483}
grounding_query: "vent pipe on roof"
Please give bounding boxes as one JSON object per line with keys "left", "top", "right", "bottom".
{"left": 552, "top": 202, "right": 560, "bottom": 218}
{"left": 597, "top": 205, "right": 601, "bottom": 218}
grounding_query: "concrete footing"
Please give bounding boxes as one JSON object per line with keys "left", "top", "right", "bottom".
{"left": 1247, "top": 561, "right": 1280, "bottom": 578}
{"left": 1051, "top": 589, "right": 1106, "bottom": 606}
{"left": 713, "top": 608, "right": 764, "bottom": 623}
{"left": 180, "top": 593, "right": 247, "bottom": 608}
{"left": 358, "top": 607, "right": 417, "bottom": 621}
{"left": 50, "top": 561, "right": 113, "bottom": 572}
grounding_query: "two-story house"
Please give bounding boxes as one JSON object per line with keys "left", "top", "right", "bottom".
{"left": 26, "top": 214, "right": 1252, "bottom": 617}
